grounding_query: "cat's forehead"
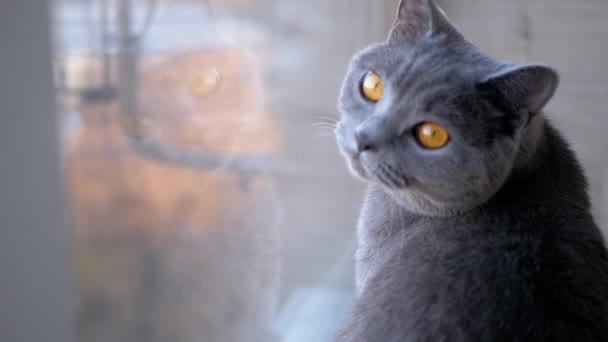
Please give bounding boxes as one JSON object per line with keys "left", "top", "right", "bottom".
{"left": 351, "top": 42, "right": 416, "bottom": 73}
{"left": 350, "top": 37, "right": 495, "bottom": 86}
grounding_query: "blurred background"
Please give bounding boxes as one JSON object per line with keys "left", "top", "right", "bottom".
{"left": 2, "top": 0, "right": 607, "bottom": 341}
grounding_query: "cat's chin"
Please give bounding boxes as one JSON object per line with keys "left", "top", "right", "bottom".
{"left": 382, "top": 188, "right": 457, "bottom": 217}
{"left": 384, "top": 186, "right": 489, "bottom": 218}
{"left": 342, "top": 153, "right": 409, "bottom": 191}
{"left": 346, "top": 159, "right": 479, "bottom": 217}
{"left": 344, "top": 155, "right": 368, "bottom": 181}
{"left": 341, "top": 150, "right": 477, "bottom": 216}
{"left": 337, "top": 139, "right": 369, "bottom": 181}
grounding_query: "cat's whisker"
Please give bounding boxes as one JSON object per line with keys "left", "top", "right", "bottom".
{"left": 315, "top": 121, "right": 338, "bottom": 127}
{"left": 313, "top": 121, "right": 338, "bottom": 126}
{"left": 313, "top": 121, "right": 338, "bottom": 128}
{"left": 316, "top": 115, "right": 339, "bottom": 123}
{"left": 313, "top": 124, "right": 338, "bottom": 131}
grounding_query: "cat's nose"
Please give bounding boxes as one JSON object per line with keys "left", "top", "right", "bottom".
{"left": 355, "top": 129, "right": 375, "bottom": 152}
{"left": 355, "top": 116, "right": 395, "bottom": 153}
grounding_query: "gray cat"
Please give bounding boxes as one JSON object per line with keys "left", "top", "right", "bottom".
{"left": 334, "top": 0, "right": 608, "bottom": 341}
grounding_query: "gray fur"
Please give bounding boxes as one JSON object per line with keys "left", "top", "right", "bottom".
{"left": 334, "top": 0, "right": 608, "bottom": 341}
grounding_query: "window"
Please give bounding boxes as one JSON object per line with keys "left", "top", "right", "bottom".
{"left": 3, "top": 0, "right": 607, "bottom": 341}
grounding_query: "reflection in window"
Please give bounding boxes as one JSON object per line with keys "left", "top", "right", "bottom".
{"left": 53, "top": 0, "right": 364, "bottom": 341}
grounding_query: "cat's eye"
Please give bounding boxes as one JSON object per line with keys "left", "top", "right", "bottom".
{"left": 416, "top": 122, "right": 450, "bottom": 149}
{"left": 361, "top": 71, "right": 383, "bottom": 102}
{"left": 191, "top": 67, "right": 220, "bottom": 97}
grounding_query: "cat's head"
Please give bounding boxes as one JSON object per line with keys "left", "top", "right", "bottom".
{"left": 336, "top": 0, "right": 559, "bottom": 216}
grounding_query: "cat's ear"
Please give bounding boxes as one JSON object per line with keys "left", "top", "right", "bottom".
{"left": 482, "top": 65, "right": 559, "bottom": 114}
{"left": 388, "top": 0, "right": 462, "bottom": 42}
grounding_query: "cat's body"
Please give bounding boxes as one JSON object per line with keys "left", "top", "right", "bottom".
{"left": 335, "top": 1, "right": 608, "bottom": 341}
{"left": 341, "top": 124, "right": 608, "bottom": 341}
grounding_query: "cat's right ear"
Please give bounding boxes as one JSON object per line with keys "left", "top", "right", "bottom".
{"left": 388, "top": 0, "right": 462, "bottom": 43}
{"left": 481, "top": 65, "right": 560, "bottom": 115}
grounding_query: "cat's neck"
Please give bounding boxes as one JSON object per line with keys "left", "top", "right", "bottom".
{"left": 489, "top": 118, "right": 591, "bottom": 211}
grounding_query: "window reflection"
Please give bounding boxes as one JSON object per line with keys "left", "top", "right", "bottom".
{"left": 54, "top": 0, "right": 359, "bottom": 341}
{"left": 56, "top": 1, "right": 283, "bottom": 341}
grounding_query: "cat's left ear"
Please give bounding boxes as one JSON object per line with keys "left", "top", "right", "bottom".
{"left": 389, "top": 0, "right": 463, "bottom": 42}
{"left": 482, "top": 65, "right": 560, "bottom": 115}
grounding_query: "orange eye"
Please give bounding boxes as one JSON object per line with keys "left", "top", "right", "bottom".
{"left": 191, "top": 68, "right": 220, "bottom": 97}
{"left": 417, "top": 122, "right": 450, "bottom": 149}
{"left": 361, "top": 71, "right": 383, "bottom": 102}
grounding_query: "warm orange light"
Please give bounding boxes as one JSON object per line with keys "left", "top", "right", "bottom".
{"left": 191, "top": 68, "right": 221, "bottom": 97}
